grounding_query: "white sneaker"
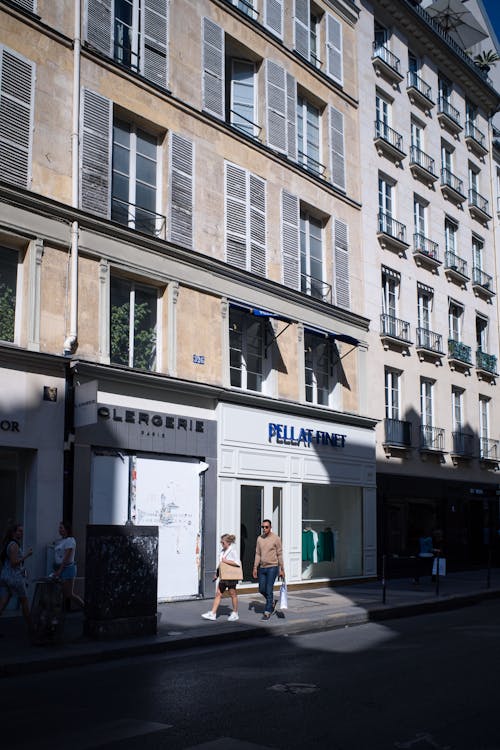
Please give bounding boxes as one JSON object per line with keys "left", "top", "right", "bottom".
{"left": 201, "top": 611, "right": 216, "bottom": 620}
{"left": 227, "top": 612, "right": 239, "bottom": 622}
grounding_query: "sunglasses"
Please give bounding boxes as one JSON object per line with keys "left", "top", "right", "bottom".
{"left": 261, "top": 525, "right": 270, "bottom": 529}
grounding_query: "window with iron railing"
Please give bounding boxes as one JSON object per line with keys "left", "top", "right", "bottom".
{"left": 438, "top": 96, "right": 460, "bottom": 125}
{"left": 406, "top": 70, "right": 433, "bottom": 102}
{"left": 410, "top": 146, "right": 436, "bottom": 175}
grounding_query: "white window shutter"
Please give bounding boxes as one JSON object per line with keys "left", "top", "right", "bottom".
{"left": 0, "top": 47, "right": 35, "bottom": 189}
{"left": 266, "top": 60, "right": 287, "bottom": 154}
{"left": 11, "top": 0, "right": 36, "bottom": 11}
{"left": 169, "top": 132, "right": 193, "bottom": 248}
{"left": 281, "top": 190, "right": 300, "bottom": 290}
{"left": 286, "top": 73, "right": 297, "bottom": 162}
{"left": 85, "top": 0, "right": 113, "bottom": 57}
{"left": 141, "top": 0, "right": 169, "bottom": 88}
{"left": 249, "top": 174, "right": 266, "bottom": 277}
{"left": 264, "top": 0, "right": 283, "bottom": 39}
{"left": 202, "top": 17, "right": 224, "bottom": 120}
{"left": 329, "top": 105, "right": 345, "bottom": 191}
{"left": 225, "top": 163, "right": 248, "bottom": 270}
{"left": 294, "top": 0, "right": 310, "bottom": 60}
{"left": 80, "top": 88, "right": 112, "bottom": 217}
{"left": 326, "top": 13, "right": 343, "bottom": 84}
{"left": 334, "top": 219, "right": 350, "bottom": 309}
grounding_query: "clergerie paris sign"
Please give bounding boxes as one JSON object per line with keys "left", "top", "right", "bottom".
{"left": 268, "top": 422, "right": 346, "bottom": 448}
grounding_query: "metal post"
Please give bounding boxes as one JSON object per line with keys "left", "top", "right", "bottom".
{"left": 487, "top": 547, "right": 492, "bottom": 589}
{"left": 435, "top": 554, "right": 440, "bottom": 596}
{"left": 382, "top": 554, "right": 387, "bottom": 604}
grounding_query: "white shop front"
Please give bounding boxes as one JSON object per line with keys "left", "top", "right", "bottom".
{"left": 218, "top": 403, "right": 377, "bottom": 584}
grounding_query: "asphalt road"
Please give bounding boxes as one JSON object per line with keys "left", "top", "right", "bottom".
{"left": 4, "top": 599, "right": 500, "bottom": 750}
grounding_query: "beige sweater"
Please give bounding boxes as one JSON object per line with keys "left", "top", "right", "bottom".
{"left": 254, "top": 532, "right": 283, "bottom": 569}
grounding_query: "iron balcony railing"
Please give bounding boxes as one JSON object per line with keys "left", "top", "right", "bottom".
{"left": 476, "top": 349, "right": 497, "bottom": 374}
{"left": 445, "top": 250, "right": 468, "bottom": 277}
{"left": 378, "top": 212, "right": 406, "bottom": 242}
{"left": 452, "top": 431, "right": 474, "bottom": 457}
{"left": 380, "top": 313, "right": 411, "bottom": 342}
{"left": 297, "top": 150, "right": 326, "bottom": 177}
{"left": 497, "top": 196, "right": 500, "bottom": 214}
{"left": 472, "top": 266, "right": 493, "bottom": 290}
{"left": 384, "top": 418, "right": 412, "bottom": 447}
{"left": 406, "top": 71, "right": 434, "bottom": 102}
{"left": 441, "top": 168, "right": 464, "bottom": 196}
{"left": 410, "top": 146, "right": 436, "bottom": 176}
{"left": 416, "top": 327, "right": 443, "bottom": 353}
{"left": 111, "top": 198, "right": 166, "bottom": 239}
{"left": 413, "top": 232, "right": 439, "bottom": 260}
{"left": 375, "top": 120, "right": 404, "bottom": 151}
{"left": 468, "top": 188, "right": 490, "bottom": 215}
{"left": 301, "top": 272, "right": 332, "bottom": 304}
{"left": 113, "top": 38, "right": 140, "bottom": 72}
{"left": 437, "top": 96, "right": 461, "bottom": 126}
{"left": 465, "top": 120, "right": 487, "bottom": 149}
{"left": 372, "top": 42, "right": 401, "bottom": 73}
{"left": 229, "top": 109, "right": 262, "bottom": 140}
{"left": 420, "top": 424, "right": 445, "bottom": 451}
{"left": 480, "top": 438, "right": 499, "bottom": 461}
{"left": 228, "top": 0, "right": 259, "bottom": 20}
{"left": 448, "top": 338, "right": 472, "bottom": 364}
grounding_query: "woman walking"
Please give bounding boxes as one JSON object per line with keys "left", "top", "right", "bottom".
{"left": 201, "top": 533, "right": 241, "bottom": 622}
{"left": 0, "top": 522, "right": 33, "bottom": 630}
{"left": 53, "top": 521, "right": 84, "bottom": 610}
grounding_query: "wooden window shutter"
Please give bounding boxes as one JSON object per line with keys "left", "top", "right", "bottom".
{"left": 202, "top": 17, "right": 224, "bottom": 120}
{"left": 264, "top": 0, "right": 283, "bottom": 39}
{"left": 329, "top": 105, "right": 345, "bottom": 191}
{"left": 266, "top": 60, "right": 287, "bottom": 154}
{"left": 294, "top": 0, "right": 310, "bottom": 60}
{"left": 80, "top": 88, "right": 112, "bottom": 217}
{"left": 0, "top": 47, "right": 35, "bottom": 189}
{"left": 225, "top": 163, "right": 248, "bottom": 270}
{"left": 334, "top": 219, "right": 350, "bottom": 309}
{"left": 326, "top": 14, "right": 343, "bottom": 84}
{"left": 85, "top": 0, "right": 113, "bottom": 57}
{"left": 286, "top": 73, "right": 297, "bottom": 162}
{"left": 169, "top": 132, "right": 194, "bottom": 248}
{"left": 141, "top": 0, "right": 169, "bottom": 88}
{"left": 281, "top": 190, "right": 300, "bottom": 290}
{"left": 249, "top": 174, "right": 266, "bottom": 277}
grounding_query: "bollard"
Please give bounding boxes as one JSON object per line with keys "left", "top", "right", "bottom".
{"left": 382, "top": 554, "right": 387, "bottom": 605}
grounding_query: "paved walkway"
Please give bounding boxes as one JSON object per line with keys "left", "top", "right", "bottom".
{"left": 1, "top": 568, "right": 500, "bottom": 677}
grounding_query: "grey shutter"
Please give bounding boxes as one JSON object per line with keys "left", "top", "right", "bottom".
{"left": 249, "top": 174, "right": 266, "bottom": 277}
{"left": 141, "top": 0, "right": 169, "bottom": 88}
{"left": 266, "top": 60, "right": 287, "bottom": 154}
{"left": 0, "top": 47, "right": 35, "bottom": 189}
{"left": 326, "top": 13, "right": 343, "bottom": 84}
{"left": 329, "top": 105, "right": 345, "bottom": 191}
{"left": 225, "top": 163, "right": 248, "bottom": 270}
{"left": 202, "top": 17, "right": 224, "bottom": 120}
{"left": 169, "top": 132, "right": 193, "bottom": 248}
{"left": 294, "top": 0, "right": 310, "bottom": 60}
{"left": 281, "top": 190, "right": 300, "bottom": 290}
{"left": 264, "top": 0, "right": 283, "bottom": 39}
{"left": 334, "top": 219, "right": 350, "bottom": 309}
{"left": 80, "top": 88, "right": 112, "bottom": 217}
{"left": 85, "top": 0, "right": 113, "bottom": 57}
{"left": 286, "top": 73, "right": 297, "bottom": 161}
{"left": 11, "top": 0, "right": 36, "bottom": 11}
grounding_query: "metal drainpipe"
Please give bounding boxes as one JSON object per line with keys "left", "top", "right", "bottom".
{"left": 63, "top": 0, "right": 81, "bottom": 356}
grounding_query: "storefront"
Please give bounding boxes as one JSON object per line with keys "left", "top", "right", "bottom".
{"left": 218, "top": 403, "right": 377, "bottom": 585}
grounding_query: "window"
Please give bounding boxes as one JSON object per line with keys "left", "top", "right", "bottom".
{"left": 479, "top": 396, "right": 490, "bottom": 443}
{"left": 420, "top": 378, "right": 434, "bottom": 428}
{"left": 231, "top": 0, "right": 256, "bottom": 18}
{"left": 374, "top": 21, "right": 388, "bottom": 49}
{"left": 263, "top": 0, "right": 284, "bottom": 38}
{"left": 229, "top": 307, "right": 267, "bottom": 391}
{"left": 304, "top": 331, "right": 335, "bottom": 406}
{"left": 476, "top": 315, "right": 488, "bottom": 352}
{"left": 0, "top": 248, "right": 18, "bottom": 343}
{"left": 448, "top": 299, "right": 463, "bottom": 342}
{"left": 225, "top": 163, "right": 266, "bottom": 276}
{"left": 381, "top": 267, "right": 399, "bottom": 319}
{"left": 451, "top": 387, "right": 463, "bottom": 432}
{"left": 444, "top": 217, "right": 458, "bottom": 253}
{"left": 297, "top": 96, "right": 322, "bottom": 174}
{"left": 384, "top": 368, "right": 400, "bottom": 420}
{"left": 411, "top": 119, "right": 423, "bottom": 151}
{"left": 414, "top": 196, "right": 427, "bottom": 237}
{"left": 229, "top": 59, "right": 257, "bottom": 138}
{"left": 469, "top": 164, "right": 480, "bottom": 194}
{"left": 408, "top": 51, "right": 419, "bottom": 73}
{"left": 417, "top": 284, "right": 432, "bottom": 332}
{"left": 472, "top": 235, "right": 483, "bottom": 270}
{"left": 379, "top": 175, "right": 393, "bottom": 217}
{"left": 441, "top": 143, "right": 453, "bottom": 174}
{"left": 375, "top": 92, "right": 391, "bottom": 139}
{"left": 294, "top": 1, "right": 343, "bottom": 83}
{"left": 466, "top": 99, "right": 476, "bottom": 125}
{"left": 0, "top": 46, "right": 35, "bottom": 189}
{"left": 85, "top": 0, "right": 169, "bottom": 87}
{"left": 438, "top": 75, "right": 451, "bottom": 103}
{"left": 300, "top": 212, "right": 324, "bottom": 299}
{"left": 110, "top": 276, "right": 158, "bottom": 370}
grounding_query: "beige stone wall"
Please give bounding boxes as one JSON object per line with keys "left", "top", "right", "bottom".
{"left": 339, "top": 344, "right": 359, "bottom": 415}
{"left": 39, "top": 245, "right": 68, "bottom": 354}
{"left": 76, "top": 254, "right": 100, "bottom": 360}
{"left": 275, "top": 321, "right": 300, "bottom": 401}
{"left": 175, "top": 286, "right": 223, "bottom": 384}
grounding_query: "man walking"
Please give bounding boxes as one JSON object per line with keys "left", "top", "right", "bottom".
{"left": 252, "top": 519, "right": 284, "bottom": 620}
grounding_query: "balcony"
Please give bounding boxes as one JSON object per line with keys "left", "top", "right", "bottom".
{"left": 413, "top": 232, "right": 440, "bottom": 272}
{"left": 437, "top": 97, "right": 462, "bottom": 135}
{"left": 409, "top": 146, "right": 438, "bottom": 187}
{"left": 297, "top": 150, "right": 326, "bottom": 178}
{"left": 448, "top": 338, "right": 472, "bottom": 373}
{"left": 301, "top": 272, "right": 332, "bottom": 304}
{"left": 444, "top": 250, "right": 469, "bottom": 286}
{"left": 468, "top": 188, "right": 491, "bottom": 224}
{"left": 383, "top": 418, "right": 412, "bottom": 455}
{"left": 406, "top": 71, "right": 434, "bottom": 112}
{"left": 374, "top": 120, "right": 406, "bottom": 164}
{"left": 371, "top": 43, "right": 404, "bottom": 86}
{"left": 230, "top": 109, "right": 262, "bottom": 141}
{"left": 451, "top": 431, "right": 475, "bottom": 462}
{"left": 440, "top": 168, "right": 466, "bottom": 204}
{"left": 472, "top": 266, "right": 495, "bottom": 300}
{"left": 480, "top": 438, "right": 499, "bottom": 466}
{"left": 476, "top": 349, "right": 497, "bottom": 382}
{"left": 377, "top": 212, "right": 409, "bottom": 255}
{"left": 416, "top": 327, "right": 443, "bottom": 362}
{"left": 226, "top": 0, "right": 259, "bottom": 19}
{"left": 380, "top": 313, "right": 412, "bottom": 353}
{"left": 419, "top": 424, "right": 445, "bottom": 454}
{"left": 111, "top": 198, "right": 167, "bottom": 239}
{"left": 465, "top": 121, "right": 488, "bottom": 157}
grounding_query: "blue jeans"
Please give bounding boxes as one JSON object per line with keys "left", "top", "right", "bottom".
{"left": 258, "top": 566, "right": 279, "bottom": 613}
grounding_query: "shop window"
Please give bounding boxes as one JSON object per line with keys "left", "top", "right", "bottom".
{"left": 0, "top": 248, "right": 18, "bottom": 343}
{"left": 110, "top": 276, "right": 158, "bottom": 370}
{"left": 229, "top": 307, "right": 268, "bottom": 392}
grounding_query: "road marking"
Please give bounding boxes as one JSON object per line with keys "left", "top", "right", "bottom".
{"left": 185, "top": 739, "right": 274, "bottom": 749}
{"left": 37, "top": 718, "right": 173, "bottom": 750}
{"left": 394, "top": 732, "right": 451, "bottom": 749}
{"left": 268, "top": 682, "right": 319, "bottom": 694}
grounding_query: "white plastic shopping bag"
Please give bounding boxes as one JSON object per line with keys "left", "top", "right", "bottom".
{"left": 279, "top": 579, "right": 288, "bottom": 610}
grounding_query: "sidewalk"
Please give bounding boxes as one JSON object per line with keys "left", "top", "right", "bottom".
{"left": 1, "top": 568, "right": 500, "bottom": 677}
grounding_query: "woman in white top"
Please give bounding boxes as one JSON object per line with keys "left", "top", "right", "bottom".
{"left": 53, "top": 521, "right": 84, "bottom": 610}
{"left": 202, "top": 533, "right": 241, "bottom": 622}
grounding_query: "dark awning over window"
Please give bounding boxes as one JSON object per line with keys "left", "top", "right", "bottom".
{"left": 229, "top": 302, "right": 292, "bottom": 324}
{"left": 304, "top": 325, "right": 359, "bottom": 347}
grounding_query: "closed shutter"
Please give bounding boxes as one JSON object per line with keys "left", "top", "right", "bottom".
{"left": 329, "top": 105, "right": 345, "bottom": 191}
{"left": 294, "top": 0, "right": 310, "bottom": 60}
{"left": 169, "top": 132, "right": 193, "bottom": 248}
{"left": 80, "top": 88, "right": 112, "bottom": 217}
{"left": 85, "top": 0, "right": 113, "bottom": 57}
{"left": 286, "top": 73, "right": 297, "bottom": 162}
{"left": 326, "top": 13, "right": 343, "bottom": 84}
{"left": 11, "top": 0, "right": 36, "bottom": 11}
{"left": 141, "top": 0, "right": 169, "bottom": 88}
{"left": 202, "top": 17, "right": 224, "bottom": 120}
{"left": 281, "top": 190, "right": 300, "bottom": 290}
{"left": 249, "top": 174, "right": 266, "bottom": 277}
{"left": 334, "top": 219, "right": 350, "bottom": 309}
{"left": 0, "top": 47, "right": 35, "bottom": 189}
{"left": 266, "top": 60, "right": 287, "bottom": 154}
{"left": 225, "top": 163, "right": 248, "bottom": 270}
{"left": 264, "top": 0, "right": 283, "bottom": 39}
